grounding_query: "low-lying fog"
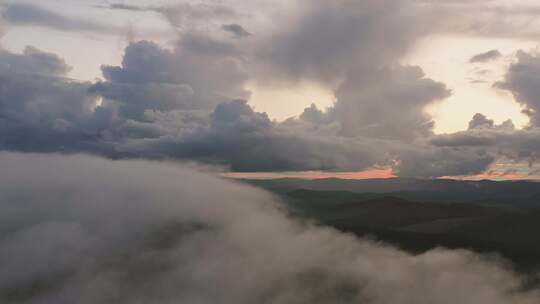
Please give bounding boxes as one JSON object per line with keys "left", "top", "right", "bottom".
{"left": 0, "top": 153, "right": 538, "bottom": 303}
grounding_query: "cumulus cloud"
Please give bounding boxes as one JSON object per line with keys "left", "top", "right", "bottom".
{"left": 470, "top": 49, "right": 502, "bottom": 63}
{"left": 0, "top": 153, "right": 539, "bottom": 303}
{"left": 256, "top": 0, "right": 436, "bottom": 84}
{"left": 0, "top": 46, "right": 111, "bottom": 154}
{"left": 93, "top": 38, "right": 249, "bottom": 117}
{"left": 331, "top": 65, "right": 450, "bottom": 140}
{"left": 0, "top": 0, "right": 524, "bottom": 178}
{"left": 468, "top": 113, "right": 515, "bottom": 130}
{"left": 496, "top": 50, "right": 540, "bottom": 127}
{"left": 0, "top": 42, "right": 492, "bottom": 177}
{"left": 428, "top": 113, "right": 540, "bottom": 168}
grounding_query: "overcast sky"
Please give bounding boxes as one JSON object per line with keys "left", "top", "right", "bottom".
{"left": 2, "top": 0, "right": 540, "bottom": 179}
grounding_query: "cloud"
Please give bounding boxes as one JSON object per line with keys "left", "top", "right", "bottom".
{"left": 331, "top": 65, "right": 450, "bottom": 140}
{"left": 429, "top": 114, "right": 540, "bottom": 167}
{"left": 222, "top": 23, "right": 251, "bottom": 38}
{"left": 107, "top": 3, "right": 147, "bottom": 12}
{"left": 0, "top": 152, "right": 539, "bottom": 303}
{"left": 93, "top": 38, "right": 249, "bottom": 118}
{"left": 426, "top": 1, "right": 540, "bottom": 39}
{"left": 0, "top": 0, "right": 524, "bottom": 178}
{"left": 255, "top": 0, "right": 437, "bottom": 84}
{"left": 1, "top": 3, "right": 117, "bottom": 34}
{"left": 496, "top": 50, "right": 540, "bottom": 127}
{"left": 0, "top": 45, "right": 71, "bottom": 76}
{"left": 0, "top": 46, "right": 111, "bottom": 154}
{"left": 470, "top": 49, "right": 502, "bottom": 63}
{"left": 0, "top": 43, "right": 493, "bottom": 177}
{"left": 114, "top": 99, "right": 389, "bottom": 172}
{"left": 395, "top": 144, "right": 496, "bottom": 178}
{"left": 468, "top": 113, "right": 515, "bottom": 130}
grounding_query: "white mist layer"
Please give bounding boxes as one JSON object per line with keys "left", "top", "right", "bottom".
{"left": 0, "top": 152, "right": 538, "bottom": 303}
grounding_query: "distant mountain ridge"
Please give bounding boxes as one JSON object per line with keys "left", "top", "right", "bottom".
{"left": 242, "top": 178, "right": 540, "bottom": 208}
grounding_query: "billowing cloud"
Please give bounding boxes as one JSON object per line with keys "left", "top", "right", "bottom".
{"left": 429, "top": 113, "right": 540, "bottom": 168}
{"left": 1, "top": 0, "right": 531, "bottom": 178}
{"left": 115, "top": 99, "right": 387, "bottom": 172}
{"left": 468, "top": 113, "right": 515, "bottom": 130}
{"left": 93, "top": 38, "right": 249, "bottom": 118}
{"left": 0, "top": 42, "right": 490, "bottom": 177}
{"left": 0, "top": 46, "right": 110, "bottom": 154}
{"left": 256, "top": 0, "right": 436, "bottom": 84}
{"left": 496, "top": 50, "right": 540, "bottom": 127}
{"left": 331, "top": 65, "right": 450, "bottom": 140}
{"left": 0, "top": 153, "right": 539, "bottom": 303}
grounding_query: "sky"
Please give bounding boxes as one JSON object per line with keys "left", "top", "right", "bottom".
{"left": 1, "top": 0, "right": 540, "bottom": 179}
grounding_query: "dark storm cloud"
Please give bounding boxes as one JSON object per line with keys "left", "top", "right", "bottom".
{"left": 0, "top": 153, "right": 539, "bottom": 304}
{"left": 222, "top": 23, "right": 251, "bottom": 38}
{"left": 470, "top": 49, "right": 502, "bottom": 63}
{"left": 1, "top": 3, "right": 117, "bottom": 33}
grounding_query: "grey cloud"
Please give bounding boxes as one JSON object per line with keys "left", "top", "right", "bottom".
{"left": 0, "top": 46, "right": 70, "bottom": 76}
{"left": 429, "top": 114, "right": 540, "bottom": 167}
{"left": 469, "top": 113, "right": 495, "bottom": 129}
{"left": 250, "top": 1, "right": 451, "bottom": 143}
{"left": 222, "top": 23, "right": 251, "bottom": 38}
{"left": 110, "top": 99, "right": 496, "bottom": 177}
{"left": 107, "top": 3, "right": 147, "bottom": 12}
{"left": 470, "top": 49, "right": 502, "bottom": 63}
{"left": 256, "top": 0, "right": 435, "bottom": 84}
{"left": 0, "top": 43, "right": 488, "bottom": 177}
{"left": 395, "top": 145, "right": 495, "bottom": 178}
{"left": 425, "top": 1, "right": 540, "bottom": 39}
{"left": 0, "top": 153, "right": 539, "bottom": 303}
{"left": 0, "top": 46, "right": 113, "bottom": 154}
{"left": 2, "top": 3, "right": 117, "bottom": 33}
{"left": 114, "top": 100, "right": 387, "bottom": 172}
{"left": 154, "top": 3, "right": 238, "bottom": 31}
{"left": 331, "top": 65, "right": 450, "bottom": 140}
{"left": 93, "top": 38, "right": 249, "bottom": 118}
{"left": 0, "top": 0, "right": 510, "bottom": 178}
{"left": 468, "top": 113, "right": 515, "bottom": 130}
{"left": 496, "top": 50, "right": 540, "bottom": 127}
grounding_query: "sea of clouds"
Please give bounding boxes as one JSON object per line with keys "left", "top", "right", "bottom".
{"left": 0, "top": 152, "right": 538, "bottom": 303}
